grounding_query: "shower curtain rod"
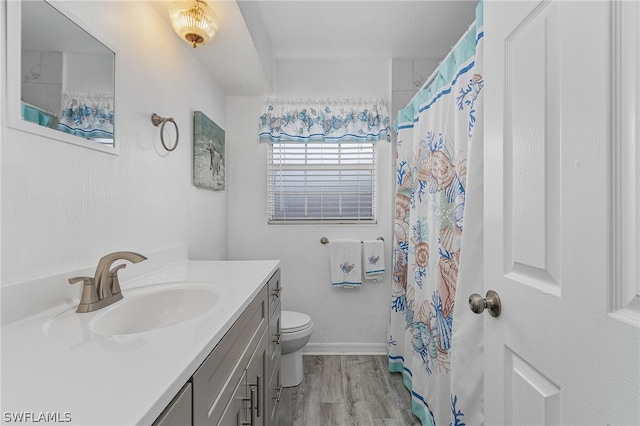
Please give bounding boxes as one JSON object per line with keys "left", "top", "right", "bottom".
{"left": 413, "top": 19, "right": 477, "bottom": 100}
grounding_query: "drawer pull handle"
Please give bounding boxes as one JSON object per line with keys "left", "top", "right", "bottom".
{"left": 242, "top": 387, "right": 256, "bottom": 426}
{"left": 256, "top": 375, "right": 261, "bottom": 417}
{"left": 273, "top": 333, "right": 282, "bottom": 345}
{"left": 272, "top": 287, "right": 283, "bottom": 297}
{"left": 274, "top": 384, "right": 283, "bottom": 403}
{"left": 249, "top": 374, "right": 261, "bottom": 418}
{"left": 250, "top": 388, "right": 256, "bottom": 426}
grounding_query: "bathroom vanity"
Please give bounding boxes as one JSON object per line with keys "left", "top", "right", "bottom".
{"left": 155, "top": 269, "right": 282, "bottom": 426}
{"left": 1, "top": 253, "right": 281, "bottom": 425}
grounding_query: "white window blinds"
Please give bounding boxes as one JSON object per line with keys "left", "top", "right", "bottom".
{"left": 268, "top": 141, "right": 377, "bottom": 223}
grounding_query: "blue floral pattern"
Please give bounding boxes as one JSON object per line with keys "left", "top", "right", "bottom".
{"left": 456, "top": 74, "right": 484, "bottom": 138}
{"left": 259, "top": 98, "right": 390, "bottom": 143}
{"left": 450, "top": 394, "right": 466, "bottom": 426}
{"left": 388, "top": 13, "right": 484, "bottom": 426}
{"left": 56, "top": 92, "right": 114, "bottom": 141}
{"left": 396, "top": 130, "right": 461, "bottom": 379}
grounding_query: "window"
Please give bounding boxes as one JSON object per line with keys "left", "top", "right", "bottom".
{"left": 260, "top": 97, "right": 389, "bottom": 223}
{"left": 268, "top": 141, "right": 377, "bottom": 223}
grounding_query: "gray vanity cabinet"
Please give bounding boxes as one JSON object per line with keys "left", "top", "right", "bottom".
{"left": 152, "top": 269, "right": 281, "bottom": 426}
{"left": 192, "top": 283, "right": 268, "bottom": 425}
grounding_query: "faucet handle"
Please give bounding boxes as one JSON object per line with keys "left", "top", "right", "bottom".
{"left": 109, "top": 264, "right": 127, "bottom": 295}
{"left": 69, "top": 276, "right": 99, "bottom": 312}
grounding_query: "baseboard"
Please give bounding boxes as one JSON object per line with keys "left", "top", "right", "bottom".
{"left": 302, "top": 342, "right": 388, "bottom": 355}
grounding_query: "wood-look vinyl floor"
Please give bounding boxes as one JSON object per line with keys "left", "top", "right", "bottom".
{"left": 275, "top": 355, "right": 420, "bottom": 426}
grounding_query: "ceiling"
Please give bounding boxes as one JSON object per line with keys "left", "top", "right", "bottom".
{"left": 152, "top": 0, "right": 478, "bottom": 96}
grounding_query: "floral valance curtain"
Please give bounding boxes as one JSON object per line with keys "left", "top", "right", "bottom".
{"left": 259, "top": 98, "right": 390, "bottom": 143}
{"left": 56, "top": 91, "right": 114, "bottom": 140}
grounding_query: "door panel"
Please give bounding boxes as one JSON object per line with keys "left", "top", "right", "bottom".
{"left": 505, "top": 0, "right": 561, "bottom": 288}
{"left": 505, "top": 349, "right": 560, "bottom": 426}
{"left": 484, "top": 1, "right": 640, "bottom": 424}
{"left": 615, "top": 0, "right": 640, "bottom": 314}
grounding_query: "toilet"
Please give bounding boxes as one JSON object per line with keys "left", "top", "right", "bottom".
{"left": 280, "top": 310, "right": 313, "bottom": 387}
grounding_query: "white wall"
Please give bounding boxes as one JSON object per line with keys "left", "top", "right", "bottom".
{"left": 21, "top": 50, "right": 63, "bottom": 116}
{"left": 226, "top": 59, "right": 394, "bottom": 353}
{"left": 63, "top": 52, "right": 113, "bottom": 93}
{"left": 1, "top": 1, "right": 228, "bottom": 286}
{"left": 391, "top": 58, "right": 440, "bottom": 136}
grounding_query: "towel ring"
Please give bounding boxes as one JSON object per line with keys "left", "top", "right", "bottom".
{"left": 151, "top": 113, "right": 179, "bottom": 151}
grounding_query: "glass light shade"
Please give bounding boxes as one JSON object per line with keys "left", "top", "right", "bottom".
{"left": 170, "top": 0, "right": 217, "bottom": 48}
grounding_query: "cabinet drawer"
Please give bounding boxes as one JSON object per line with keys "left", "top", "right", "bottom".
{"left": 267, "top": 269, "right": 282, "bottom": 319}
{"left": 193, "top": 289, "right": 267, "bottom": 425}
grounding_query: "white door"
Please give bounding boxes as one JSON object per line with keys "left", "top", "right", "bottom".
{"left": 483, "top": 1, "right": 640, "bottom": 425}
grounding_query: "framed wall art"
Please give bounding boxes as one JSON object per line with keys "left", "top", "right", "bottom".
{"left": 193, "top": 110, "right": 225, "bottom": 190}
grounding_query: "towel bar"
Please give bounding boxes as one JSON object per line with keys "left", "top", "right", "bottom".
{"left": 320, "top": 237, "right": 384, "bottom": 245}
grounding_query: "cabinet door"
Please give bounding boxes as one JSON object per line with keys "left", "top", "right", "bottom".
{"left": 265, "top": 305, "right": 281, "bottom": 426}
{"left": 266, "top": 305, "right": 281, "bottom": 386}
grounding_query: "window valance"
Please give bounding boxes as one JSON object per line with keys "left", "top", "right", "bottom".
{"left": 56, "top": 91, "right": 114, "bottom": 140}
{"left": 259, "top": 98, "right": 390, "bottom": 143}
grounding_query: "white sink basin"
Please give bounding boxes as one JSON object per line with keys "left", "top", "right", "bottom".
{"left": 43, "top": 281, "right": 224, "bottom": 338}
{"left": 91, "top": 285, "right": 220, "bottom": 336}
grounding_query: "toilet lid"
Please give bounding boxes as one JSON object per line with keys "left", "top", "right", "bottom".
{"left": 281, "top": 311, "right": 312, "bottom": 333}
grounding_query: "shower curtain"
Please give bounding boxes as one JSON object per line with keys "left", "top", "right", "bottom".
{"left": 388, "top": 4, "right": 484, "bottom": 425}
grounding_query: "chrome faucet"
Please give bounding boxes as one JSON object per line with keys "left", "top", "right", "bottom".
{"left": 69, "top": 251, "right": 147, "bottom": 313}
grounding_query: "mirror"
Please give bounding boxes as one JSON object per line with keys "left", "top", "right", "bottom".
{"left": 7, "top": 0, "right": 117, "bottom": 153}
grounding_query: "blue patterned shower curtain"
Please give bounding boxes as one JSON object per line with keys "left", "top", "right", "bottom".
{"left": 389, "top": 4, "right": 484, "bottom": 425}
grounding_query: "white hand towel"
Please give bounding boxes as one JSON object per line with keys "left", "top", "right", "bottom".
{"left": 329, "top": 240, "right": 362, "bottom": 287}
{"left": 363, "top": 240, "right": 385, "bottom": 280}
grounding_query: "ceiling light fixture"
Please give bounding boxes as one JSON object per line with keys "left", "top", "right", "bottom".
{"left": 169, "top": 0, "right": 217, "bottom": 48}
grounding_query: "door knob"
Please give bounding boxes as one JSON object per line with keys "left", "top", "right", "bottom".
{"left": 469, "top": 290, "right": 501, "bottom": 317}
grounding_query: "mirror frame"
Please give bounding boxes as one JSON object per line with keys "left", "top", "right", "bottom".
{"left": 6, "top": 0, "right": 120, "bottom": 155}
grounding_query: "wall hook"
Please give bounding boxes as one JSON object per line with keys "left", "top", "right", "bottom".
{"left": 151, "top": 113, "right": 179, "bottom": 151}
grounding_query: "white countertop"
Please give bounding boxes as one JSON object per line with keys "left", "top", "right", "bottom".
{"left": 1, "top": 259, "right": 280, "bottom": 425}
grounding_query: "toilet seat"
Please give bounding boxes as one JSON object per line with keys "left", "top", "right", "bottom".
{"left": 281, "top": 311, "right": 312, "bottom": 333}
